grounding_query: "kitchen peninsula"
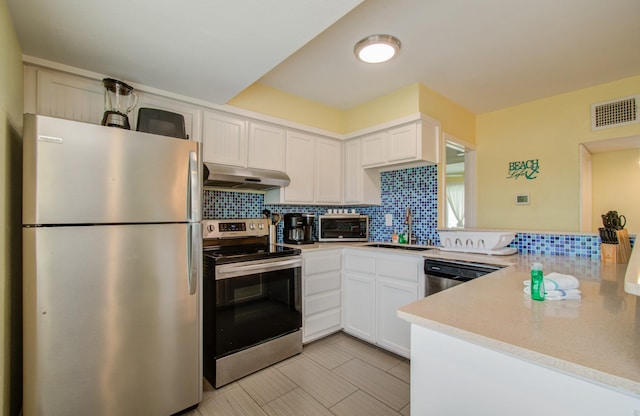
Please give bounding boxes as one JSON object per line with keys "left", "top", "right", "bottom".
{"left": 398, "top": 250, "right": 640, "bottom": 416}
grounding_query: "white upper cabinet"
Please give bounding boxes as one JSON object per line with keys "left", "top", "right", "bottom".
{"left": 360, "top": 117, "right": 441, "bottom": 168}
{"left": 265, "top": 132, "right": 343, "bottom": 205}
{"left": 133, "top": 93, "right": 202, "bottom": 142}
{"left": 247, "top": 122, "right": 286, "bottom": 171}
{"left": 34, "top": 70, "right": 104, "bottom": 125}
{"left": 28, "top": 67, "right": 202, "bottom": 140}
{"left": 282, "top": 131, "right": 316, "bottom": 203}
{"left": 202, "top": 111, "right": 248, "bottom": 166}
{"left": 315, "top": 137, "right": 343, "bottom": 204}
{"left": 388, "top": 123, "right": 419, "bottom": 162}
{"left": 360, "top": 132, "right": 387, "bottom": 166}
{"left": 344, "top": 138, "right": 381, "bottom": 205}
{"left": 201, "top": 115, "right": 286, "bottom": 170}
{"left": 27, "top": 66, "right": 442, "bottom": 207}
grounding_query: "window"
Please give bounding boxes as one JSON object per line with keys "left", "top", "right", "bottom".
{"left": 445, "top": 142, "right": 466, "bottom": 228}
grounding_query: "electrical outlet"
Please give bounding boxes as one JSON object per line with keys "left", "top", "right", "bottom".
{"left": 385, "top": 213, "right": 393, "bottom": 226}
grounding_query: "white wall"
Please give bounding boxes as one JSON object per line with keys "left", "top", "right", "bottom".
{"left": 411, "top": 325, "right": 640, "bottom": 415}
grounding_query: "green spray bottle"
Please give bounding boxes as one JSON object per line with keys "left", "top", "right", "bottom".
{"left": 530, "top": 262, "right": 545, "bottom": 301}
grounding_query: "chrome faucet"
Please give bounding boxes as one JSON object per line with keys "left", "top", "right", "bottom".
{"left": 404, "top": 207, "right": 413, "bottom": 244}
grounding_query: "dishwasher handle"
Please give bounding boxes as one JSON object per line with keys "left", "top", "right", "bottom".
{"left": 425, "top": 269, "right": 474, "bottom": 282}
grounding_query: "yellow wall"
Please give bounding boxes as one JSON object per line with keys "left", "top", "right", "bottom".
{"left": 592, "top": 149, "right": 640, "bottom": 233}
{"left": 1, "top": 0, "right": 24, "bottom": 414}
{"left": 230, "top": 82, "right": 477, "bottom": 141}
{"left": 343, "top": 83, "right": 419, "bottom": 132}
{"left": 228, "top": 83, "right": 346, "bottom": 133}
{"left": 418, "top": 84, "right": 476, "bottom": 144}
{"left": 476, "top": 75, "right": 640, "bottom": 232}
{"left": 230, "top": 82, "right": 423, "bottom": 135}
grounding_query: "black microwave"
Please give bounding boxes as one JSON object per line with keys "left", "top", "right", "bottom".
{"left": 318, "top": 215, "right": 369, "bottom": 242}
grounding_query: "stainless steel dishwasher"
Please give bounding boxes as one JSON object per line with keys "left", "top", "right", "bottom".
{"left": 424, "top": 258, "right": 504, "bottom": 296}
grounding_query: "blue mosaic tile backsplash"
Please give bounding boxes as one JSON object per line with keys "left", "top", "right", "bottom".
{"left": 202, "top": 191, "right": 263, "bottom": 219}
{"left": 204, "top": 165, "right": 440, "bottom": 245}
{"left": 366, "top": 165, "right": 439, "bottom": 244}
{"left": 510, "top": 233, "right": 600, "bottom": 257}
{"left": 203, "top": 165, "right": 631, "bottom": 259}
{"left": 509, "top": 232, "right": 634, "bottom": 257}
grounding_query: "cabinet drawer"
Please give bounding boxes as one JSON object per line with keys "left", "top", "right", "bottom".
{"left": 305, "top": 291, "right": 341, "bottom": 316}
{"left": 304, "top": 309, "right": 341, "bottom": 339}
{"left": 304, "top": 252, "right": 341, "bottom": 276}
{"left": 305, "top": 271, "right": 341, "bottom": 296}
{"left": 343, "top": 252, "right": 376, "bottom": 274}
{"left": 377, "top": 257, "right": 420, "bottom": 282}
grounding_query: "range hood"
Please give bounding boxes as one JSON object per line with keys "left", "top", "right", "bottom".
{"left": 203, "top": 163, "right": 290, "bottom": 191}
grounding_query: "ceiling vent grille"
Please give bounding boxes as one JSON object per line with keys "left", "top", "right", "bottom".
{"left": 591, "top": 95, "right": 639, "bottom": 130}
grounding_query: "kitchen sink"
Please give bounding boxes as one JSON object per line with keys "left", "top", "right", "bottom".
{"left": 364, "top": 243, "right": 433, "bottom": 252}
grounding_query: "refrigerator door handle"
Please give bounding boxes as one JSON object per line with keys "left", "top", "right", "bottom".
{"left": 187, "top": 223, "right": 201, "bottom": 295}
{"left": 188, "top": 150, "right": 200, "bottom": 221}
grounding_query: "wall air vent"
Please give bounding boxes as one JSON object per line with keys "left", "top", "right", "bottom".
{"left": 591, "top": 95, "right": 639, "bottom": 130}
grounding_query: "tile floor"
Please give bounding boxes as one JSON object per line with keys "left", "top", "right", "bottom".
{"left": 186, "top": 332, "right": 410, "bottom": 416}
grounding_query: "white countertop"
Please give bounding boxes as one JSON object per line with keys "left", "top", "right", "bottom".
{"left": 398, "top": 252, "right": 640, "bottom": 397}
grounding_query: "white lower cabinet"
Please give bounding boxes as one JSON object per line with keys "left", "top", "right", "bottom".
{"left": 343, "top": 272, "right": 376, "bottom": 343}
{"left": 342, "top": 249, "right": 422, "bottom": 358}
{"left": 302, "top": 249, "right": 342, "bottom": 343}
{"left": 376, "top": 278, "right": 418, "bottom": 356}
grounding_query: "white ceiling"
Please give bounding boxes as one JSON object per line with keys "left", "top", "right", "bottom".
{"left": 7, "top": 0, "right": 363, "bottom": 104}
{"left": 7, "top": 0, "right": 640, "bottom": 114}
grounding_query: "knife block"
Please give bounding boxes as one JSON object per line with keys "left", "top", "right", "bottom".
{"left": 600, "top": 229, "right": 631, "bottom": 264}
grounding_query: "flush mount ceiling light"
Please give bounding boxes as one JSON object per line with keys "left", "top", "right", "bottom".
{"left": 354, "top": 34, "right": 401, "bottom": 64}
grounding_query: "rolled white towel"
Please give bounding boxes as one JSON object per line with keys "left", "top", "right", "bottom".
{"left": 523, "top": 286, "right": 581, "bottom": 301}
{"left": 523, "top": 272, "right": 580, "bottom": 290}
{"left": 546, "top": 293, "right": 582, "bottom": 301}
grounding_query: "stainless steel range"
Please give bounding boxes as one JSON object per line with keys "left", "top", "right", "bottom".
{"left": 202, "top": 218, "right": 302, "bottom": 388}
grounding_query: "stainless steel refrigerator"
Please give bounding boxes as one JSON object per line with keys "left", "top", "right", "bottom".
{"left": 22, "top": 114, "right": 202, "bottom": 415}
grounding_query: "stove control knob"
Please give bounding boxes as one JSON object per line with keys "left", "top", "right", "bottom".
{"left": 207, "top": 224, "right": 215, "bottom": 233}
{"left": 258, "top": 223, "right": 264, "bottom": 230}
{"left": 249, "top": 223, "right": 255, "bottom": 230}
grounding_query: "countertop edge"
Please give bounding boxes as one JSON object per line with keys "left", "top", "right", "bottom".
{"left": 625, "top": 242, "right": 640, "bottom": 295}
{"left": 397, "top": 308, "right": 640, "bottom": 397}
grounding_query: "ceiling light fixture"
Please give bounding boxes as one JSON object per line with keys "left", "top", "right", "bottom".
{"left": 354, "top": 34, "right": 401, "bottom": 64}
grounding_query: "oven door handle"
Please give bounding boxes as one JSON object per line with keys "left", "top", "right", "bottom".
{"left": 215, "top": 257, "right": 302, "bottom": 280}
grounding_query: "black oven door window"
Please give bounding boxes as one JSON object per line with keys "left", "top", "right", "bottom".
{"left": 214, "top": 265, "right": 301, "bottom": 358}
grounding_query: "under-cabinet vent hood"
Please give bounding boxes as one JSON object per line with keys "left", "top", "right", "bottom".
{"left": 203, "top": 163, "right": 290, "bottom": 191}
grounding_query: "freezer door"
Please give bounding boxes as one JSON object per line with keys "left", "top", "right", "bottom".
{"left": 23, "top": 223, "right": 202, "bottom": 416}
{"left": 22, "top": 114, "right": 202, "bottom": 225}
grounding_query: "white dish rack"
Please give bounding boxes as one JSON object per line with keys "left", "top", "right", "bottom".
{"left": 438, "top": 229, "right": 517, "bottom": 255}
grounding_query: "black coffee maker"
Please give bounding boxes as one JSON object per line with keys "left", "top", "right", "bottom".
{"left": 284, "top": 213, "right": 315, "bottom": 245}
